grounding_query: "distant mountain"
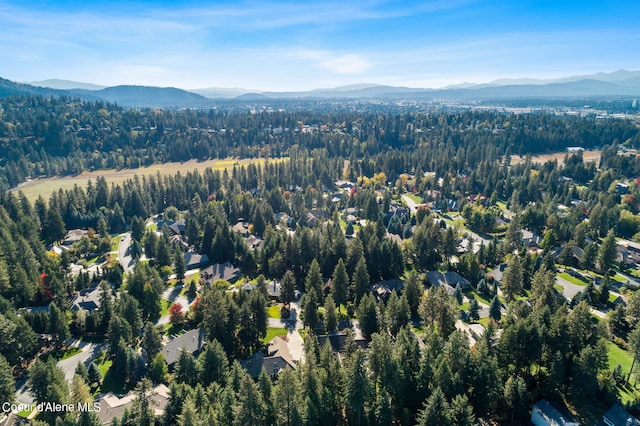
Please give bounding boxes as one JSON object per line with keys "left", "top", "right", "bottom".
{"left": 3, "top": 69, "right": 640, "bottom": 108}
{"left": 0, "top": 77, "right": 70, "bottom": 98}
{"left": 234, "top": 92, "right": 272, "bottom": 101}
{"left": 29, "top": 79, "right": 106, "bottom": 91}
{"left": 192, "top": 87, "right": 257, "bottom": 99}
{"left": 69, "top": 85, "right": 214, "bottom": 108}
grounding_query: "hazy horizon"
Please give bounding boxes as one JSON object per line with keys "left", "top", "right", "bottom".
{"left": 2, "top": 0, "right": 639, "bottom": 91}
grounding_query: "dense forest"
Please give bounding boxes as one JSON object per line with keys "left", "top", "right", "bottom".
{"left": 1, "top": 94, "right": 640, "bottom": 425}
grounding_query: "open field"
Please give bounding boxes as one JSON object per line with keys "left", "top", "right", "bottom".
{"left": 510, "top": 150, "right": 600, "bottom": 166}
{"left": 14, "top": 157, "right": 287, "bottom": 202}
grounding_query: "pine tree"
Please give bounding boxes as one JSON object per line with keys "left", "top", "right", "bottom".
{"left": 0, "top": 354, "right": 14, "bottom": 406}
{"left": 281, "top": 270, "right": 297, "bottom": 305}
{"left": 352, "top": 257, "right": 370, "bottom": 303}
{"left": 324, "top": 294, "right": 338, "bottom": 333}
{"left": 305, "top": 259, "right": 324, "bottom": 304}
{"left": 331, "top": 258, "right": 349, "bottom": 309}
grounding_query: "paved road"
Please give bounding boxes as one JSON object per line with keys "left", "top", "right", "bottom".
{"left": 118, "top": 232, "right": 135, "bottom": 273}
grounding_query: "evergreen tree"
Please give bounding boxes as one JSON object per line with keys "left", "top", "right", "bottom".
{"left": 416, "top": 387, "right": 449, "bottom": 426}
{"left": 468, "top": 298, "right": 480, "bottom": 322}
{"left": 280, "top": 270, "right": 297, "bottom": 305}
{"left": 174, "top": 349, "right": 198, "bottom": 387}
{"left": 419, "top": 286, "right": 457, "bottom": 337}
{"left": 351, "top": 257, "right": 370, "bottom": 303}
{"left": 331, "top": 258, "right": 349, "bottom": 309}
{"left": 141, "top": 322, "right": 162, "bottom": 360}
{"left": 501, "top": 255, "right": 524, "bottom": 303}
{"left": 324, "top": 294, "right": 338, "bottom": 333}
{"left": 0, "top": 354, "right": 14, "bottom": 406}
{"left": 305, "top": 259, "right": 324, "bottom": 304}
{"left": 489, "top": 295, "right": 502, "bottom": 321}
{"left": 357, "top": 293, "right": 379, "bottom": 339}
{"left": 598, "top": 230, "right": 617, "bottom": 273}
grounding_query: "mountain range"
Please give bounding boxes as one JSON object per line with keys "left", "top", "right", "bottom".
{"left": 1, "top": 70, "right": 637, "bottom": 108}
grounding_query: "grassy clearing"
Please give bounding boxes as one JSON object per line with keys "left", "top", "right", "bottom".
{"left": 608, "top": 341, "right": 633, "bottom": 373}
{"left": 160, "top": 299, "right": 171, "bottom": 317}
{"left": 607, "top": 341, "right": 640, "bottom": 403}
{"left": 41, "top": 346, "right": 82, "bottom": 362}
{"left": 268, "top": 305, "right": 281, "bottom": 319}
{"left": 406, "top": 193, "right": 423, "bottom": 204}
{"left": 558, "top": 272, "right": 589, "bottom": 286}
{"left": 613, "top": 273, "right": 629, "bottom": 284}
{"left": 553, "top": 284, "right": 565, "bottom": 293}
{"left": 15, "top": 157, "right": 288, "bottom": 202}
{"left": 110, "top": 235, "right": 121, "bottom": 251}
{"left": 263, "top": 327, "right": 288, "bottom": 344}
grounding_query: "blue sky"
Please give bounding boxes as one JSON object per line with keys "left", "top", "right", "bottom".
{"left": 1, "top": 0, "right": 639, "bottom": 90}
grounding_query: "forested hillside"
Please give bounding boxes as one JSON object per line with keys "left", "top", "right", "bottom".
{"left": 2, "top": 94, "right": 640, "bottom": 425}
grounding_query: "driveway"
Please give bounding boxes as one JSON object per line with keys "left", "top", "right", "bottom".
{"left": 555, "top": 276, "right": 585, "bottom": 301}
{"left": 57, "top": 340, "right": 104, "bottom": 383}
{"left": 157, "top": 285, "right": 193, "bottom": 326}
{"left": 14, "top": 340, "right": 103, "bottom": 406}
{"left": 118, "top": 233, "right": 135, "bottom": 273}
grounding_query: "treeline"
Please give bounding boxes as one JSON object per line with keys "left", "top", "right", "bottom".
{"left": 1, "top": 94, "right": 639, "bottom": 188}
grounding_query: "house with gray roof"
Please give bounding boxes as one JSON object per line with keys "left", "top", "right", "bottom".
{"left": 531, "top": 399, "right": 579, "bottom": 426}
{"left": 603, "top": 404, "right": 640, "bottom": 426}
{"left": 161, "top": 328, "right": 206, "bottom": 368}
{"left": 426, "top": 271, "right": 470, "bottom": 290}
{"left": 200, "top": 262, "right": 243, "bottom": 284}
{"left": 183, "top": 252, "right": 209, "bottom": 270}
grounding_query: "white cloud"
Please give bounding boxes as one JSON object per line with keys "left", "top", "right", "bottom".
{"left": 293, "top": 49, "right": 373, "bottom": 74}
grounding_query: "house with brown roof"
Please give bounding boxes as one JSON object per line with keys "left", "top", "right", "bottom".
{"left": 96, "top": 383, "right": 170, "bottom": 425}
{"left": 240, "top": 335, "right": 296, "bottom": 379}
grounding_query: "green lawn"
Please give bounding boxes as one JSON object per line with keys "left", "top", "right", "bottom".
{"left": 553, "top": 284, "right": 565, "bottom": 293}
{"left": 460, "top": 302, "right": 470, "bottom": 311}
{"left": 558, "top": 272, "right": 589, "bottom": 286}
{"left": 613, "top": 273, "right": 629, "bottom": 284}
{"left": 608, "top": 341, "right": 633, "bottom": 373}
{"left": 98, "top": 359, "right": 112, "bottom": 377}
{"left": 268, "top": 305, "right": 281, "bottom": 319}
{"left": 263, "top": 327, "right": 288, "bottom": 344}
{"left": 41, "top": 346, "right": 82, "bottom": 362}
{"left": 160, "top": 299, "right": 171, "bottom": 317}
{"left": 406, "top": 193, "right": 423, "bottom": 204}
{"left": 477, "top": 317, "right": 492, "bottom": 327}
{"left": 608, "top": 341, "right": 640, "bottom": 403}
{"left": 110, "top": 235, "right": 121, "bottom": 251}
{"left": 17, "top": 408, "right": 35, "bottom": 418}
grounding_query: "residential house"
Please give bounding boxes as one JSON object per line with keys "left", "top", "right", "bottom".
{"left": 274, "top": 212, "right": 295, "bottom": 228}
{"left": 531, "top": 399, "right": 579, "bottom": 426}
{"left": 603, "top": 403, "right": 640, "bottom": 426}
{"left": 96, "top": 383, "right": 170, "bottom": 425}
{"left": 70, "top": 283, "right": 106, "bottom": 312}
{"left": 200, "top": 262, "right": 243, "bottom": 284}
{"left": 316, "top": 333, "right": 368, "bottom": 353}
{"left": 522, "top": 229, "right": 542, "bottom": 247}
{"left": 161, "top": 328, "right": 206, "bottom": 368}
{"left": 183, "top": 252, "right": 210, "bottom": 270}
{"left": 62, "top": 229, "right": 88, "bottom": 246}
{"left": 232, "top": 221, "right": 250, "bottom": 237}
{"left": 371, "top": 280, "right": 404, "bottom": 302}
{"left": 426, "top": 271, "right": 470, "bottom": 290}
{"left": 246, "top": 234, "right": 263, "bottom": 251}
{"left": 616, "top": 182, "right": 630, "bottom": 194}
{"left": 240, "top": 335, "right": 296, "bottom": 379}
{"left": 168, "top": 219, "right": 185, "bottom": 236}
{"left": 267, "top": 280, "right": 282, "bottom": 301}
